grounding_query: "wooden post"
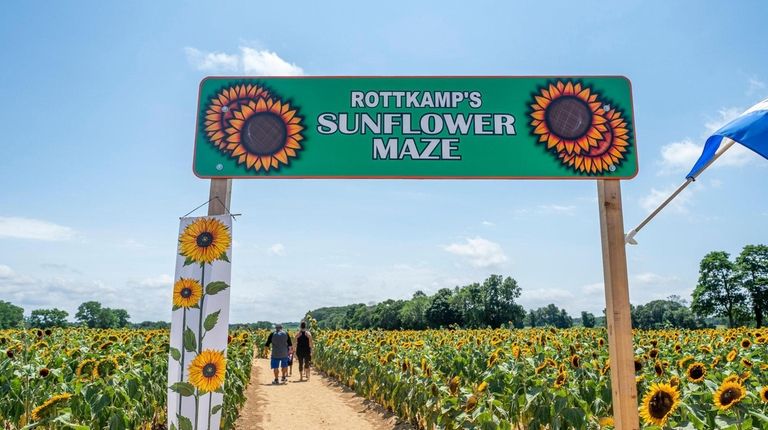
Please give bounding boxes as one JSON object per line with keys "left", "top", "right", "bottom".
{"left": 208, "top": 179, "right": 232, "bottom": 216}
{"left": 597, "top": 180, "right": 639, "bottom": 430}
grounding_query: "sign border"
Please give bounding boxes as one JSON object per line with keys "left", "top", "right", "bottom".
{"left": 192, "top": 75, "right": 639, "bottom": 181}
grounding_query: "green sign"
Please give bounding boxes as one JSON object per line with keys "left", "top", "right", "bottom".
{"left": 194, "top": 76, "right": 637, "bottom": 179}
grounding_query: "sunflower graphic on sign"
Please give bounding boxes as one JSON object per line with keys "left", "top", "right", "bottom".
{"left": 529, "top": 80, "right": 631, "bottom": 174}
{"left": 202, "top": 83, "right": 305, "bottom": 173}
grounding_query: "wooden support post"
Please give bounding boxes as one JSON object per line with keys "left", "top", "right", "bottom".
{"left": 597, "top": 180, "right": 639, "bottom": 430}
{"left": 208, "top": 179, "right": 232, "bottom": 216}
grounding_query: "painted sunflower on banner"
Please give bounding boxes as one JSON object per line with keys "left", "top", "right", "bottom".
{"left": 203, "top": 84, "right": 271, "bottom": 150}
{"left": 179, "top": 217, "right": 231, "bottom": 265}
{"left": 557, "top": 108, "right": 631, "bottom": 174}
{"left": 529, "top": 80, "right": 608, "bottom": 155}
{"left": 189, "top": 349, "right": 227, "bottom": 393}
{"left": 224, "top": 98, "right": 304, "bottom": 172}
{"left": 172, "top": 278, "right": 203, "bottom": 309}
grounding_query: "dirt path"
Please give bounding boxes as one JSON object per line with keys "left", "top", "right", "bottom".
{"left": 235, "top": 358, "right": 413, "bottom": 430}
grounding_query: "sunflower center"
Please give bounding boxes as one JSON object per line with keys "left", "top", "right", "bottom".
{"left": 180, "top": 288, "right": 192, "bottom": 298}
{"left": 545, "top": 96, "right": 592, "bottom": 139}
{"left": 203, "top": 363, "right": 217, "bottom": 378}
{"left": 721, "top": 388, "right": 739, "bottom": 406}
{"left": 242, "top": 112, "right": 287, "bottom": 156}
{"left": 689, "top": 366, "right": 703, "bottom": 379}
{"left": 196, "top": 232, "right": 214, "bottom": 248}
{"left": 649, "top": 392, "right": 673, "bottom": 418}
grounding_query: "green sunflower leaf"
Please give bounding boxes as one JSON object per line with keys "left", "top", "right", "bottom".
{"left": 183, "top": 256, "right": 196, "bottom": 266}
{"left": 206, "top": 281, "right": 230, "bottom": 295}
{"left": 183, "top": 328, "right": 197, "bottom": 352}
{"left": 211, "top": 404, "right": 223, "bottom": 415}
{"left": 178, "top": 414, "right": 193, "bottom": 430}
{"left": 218, "top": 252, "right": 230, "bottom": 263}
{"left": 170, "top": 382, "right": 195, "bottom": 397}
{"left": 172, "top": 305, "right": 180, "bottom": 311}
{"left": 171, "top": 424, "right": 177, "bottom": 430}
{"left": 204, "top": 311, "right": 221, "bottom": 331}
{"left": 170, "top": 347, "right": 181, "bottom": 361}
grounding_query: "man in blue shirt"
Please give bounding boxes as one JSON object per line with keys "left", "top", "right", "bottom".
{"left": 264, "top": 323, "right": 292, "bottom": 384}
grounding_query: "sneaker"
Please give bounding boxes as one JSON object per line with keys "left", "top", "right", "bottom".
{"left": 281, "top": 376, "right": 287, "bottom": 383}
{"left": 272, "top": 379, "right": 279, "bottom": 385}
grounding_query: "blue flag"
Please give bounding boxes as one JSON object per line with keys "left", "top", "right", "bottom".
{"left": 686, "top": 97, "right": 768, "bottom": 179}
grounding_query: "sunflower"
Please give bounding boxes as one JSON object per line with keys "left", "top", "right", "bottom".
{"left": 530, "top": 80, "right": 607, "bottom": 155}
{"left": 188, "top": 349, "right": 227, "bottom": 393}
{"left": 760, "top": 386, "right": 768, "bottom": 403}
{"left": 654, "top": 361, "right": 664, "bottom": 377}
{"left": 204, "top": 83, "right": 271, "bottom": 150}
{"left": 686, "top": 362, "right": 706, "bottom": 383}
{"left": 448, "top": 376, "right": 461, "bottom": 395}
{"left": 558, "top": 108, "right": 631, "bottom": 174}
{"left": 224, "top": 98, "right": 304, "bottom": 172}
{"left": 39, "top": 368, "right": 50, "bottom": 378}
{"left": 714, "top": 380, "right": 746, "bottom": 411}
{"left": 476, "top": 381, "right": 489, "bottom": 393}
{"left": 465, "top": 395, "right": 478, "bottom": 412}
{"left": 741, "top": 357, "right": 753, "bottom": 368}
{"left": 740, "top": 338, "right": 751, "bottom": 349}
{"left": 172, "top": 278, "right": 203, "bottom": 309}
{"left": 31, "top": 393, "right": 72, "bottom": 422}
{"left": 554, "top": 371, "right": 567, "bottom": 388}
{"left": 634, "top": 358, "right": 643, "bottom": 373}
{"left": 570, "top": 354, "right": 581, "bottom": 368}
{"left": 599, "top": 416, "right": 614, "bottom": 428}
{"left": 639, "top": 383, "right": 680, "bottom": 426}
{"left": 178, "top": 217, "right": 231, "bottom": 265}
{"left": 76, "top": 359, "right": 96, "bottom": 379}
{"left": 726, "top": 349, "right": 738, "bottom": 362}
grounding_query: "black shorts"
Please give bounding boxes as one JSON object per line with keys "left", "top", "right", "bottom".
{"left": 297, "top": 353, "right": 311, "bottom": 372}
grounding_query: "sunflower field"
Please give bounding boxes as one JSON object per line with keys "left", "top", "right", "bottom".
{"left": 298, "top": 327, "right": 768, "bottom": 430}
{"left": 0, "top": 328, "right": 254, "bottom": 429}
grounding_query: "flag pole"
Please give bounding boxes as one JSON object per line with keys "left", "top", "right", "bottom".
{"left": 625, "top": 137, "right": 737, "bottom": 245}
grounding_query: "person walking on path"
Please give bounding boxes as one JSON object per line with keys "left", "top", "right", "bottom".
{"left": 265, "top": 323, "right": 292, "bottom": 384}
{"left": 295, "top": 321, "right": 313, "bottom": 381}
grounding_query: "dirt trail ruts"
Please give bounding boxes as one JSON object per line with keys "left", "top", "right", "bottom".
{"left": 235, "top": 357, "right": 414, "bottom": 430}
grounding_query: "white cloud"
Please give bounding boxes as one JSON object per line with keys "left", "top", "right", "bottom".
{"left": 639, "top": 186, "right": 694, "bottom": 214}
{"left": 241, "top": 47, "right": 304, "bottom": 76}
{"left": 747, "top": 76, "right": 766, "bottom": 96}
{"left": 538, "top": 204, "right": 577, "bottom": 215}
{"left": 0, "top": 216, "right": 76, "bottom": 241}
{"left": 268, "top": 243, "right": 286, "bottom": 256}
{"left": 137, "top": 274, "right": 173, "bottom": 289}
{"left": 0, "top": 264, "right": 15, "bottom": 278}
{"left": 481, "top": 220, "right": 495, "bottom": 227}
{"left": 704, "top": 107, "right": 742, "bottom": 135}
{"left": 444, "top": 237, "right": 508, "bottom": 268}
{"left": 183, "top": 47, "right": 239, "bottom": 72}
{"left": 185, "top": 46, "right": 304, "bottom": 76}
{"left": 658, "top": 139, "right": 703, "bottom": 174}
{"left": 632, "top": 272, "right": 679, "bottom": 285}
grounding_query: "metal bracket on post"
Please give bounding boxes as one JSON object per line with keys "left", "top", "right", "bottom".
{"left": 598, "top": 180, "right": 640, "bottom": 430}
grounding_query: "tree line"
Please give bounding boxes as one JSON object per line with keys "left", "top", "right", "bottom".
{"left": 0, "top": 301, "right": 132, "bottom": 329}
{"left": 0, "top": 244, "right": 764, "bottom": 330}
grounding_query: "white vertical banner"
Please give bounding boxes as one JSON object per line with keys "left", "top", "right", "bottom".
{"left": 168, "top": 215, "right": 232, "bottom": 430}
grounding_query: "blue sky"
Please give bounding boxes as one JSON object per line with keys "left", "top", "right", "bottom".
{"left": 0, "top": 0, "right": 766, "bottom": 323}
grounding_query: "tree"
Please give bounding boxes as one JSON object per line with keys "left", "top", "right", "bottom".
{"left": 75, "top": 302, "right": 131, "bottom": 328}
{"left": 0, "top": 301, "right": 24, "bottom": 329}
{"left": 691, "top": 251, "right": 748, "bottom": 328}
{"left": 481, "top": 275, "right": 525, "bottom": 328}
{"left": 532, "top": 304, "right": 573, "bottom": 328}
{"left": 399, "top": 292, "right": 430, "bottom": 329}
{"left": 451, "top": 283, "right": 484, "bottom": 328}
{"left": 527, "top": 309, "right": 539, "bottom": 327}
{"left": 370, "top": 300, "right": 404, "bottom": 330}
{"left": 736, "top": 244, "right": 768, "bottom": 327}
{"left": 29, "top": 308, "right": 69, "bottom": 328}
{"left": 110, "top": 308, "right": 131, "bottom": 328}
{"left": 581, "top": 311, "right": 596, "bottom": 328}
{"left": 632, "top": 300, "right": 705, "bottom": 329}
{"left": 76, "top": 301, "right": 103, "bottom": 328}
{"left": 425, "top": 288, "right": 460, "bottom": 328}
